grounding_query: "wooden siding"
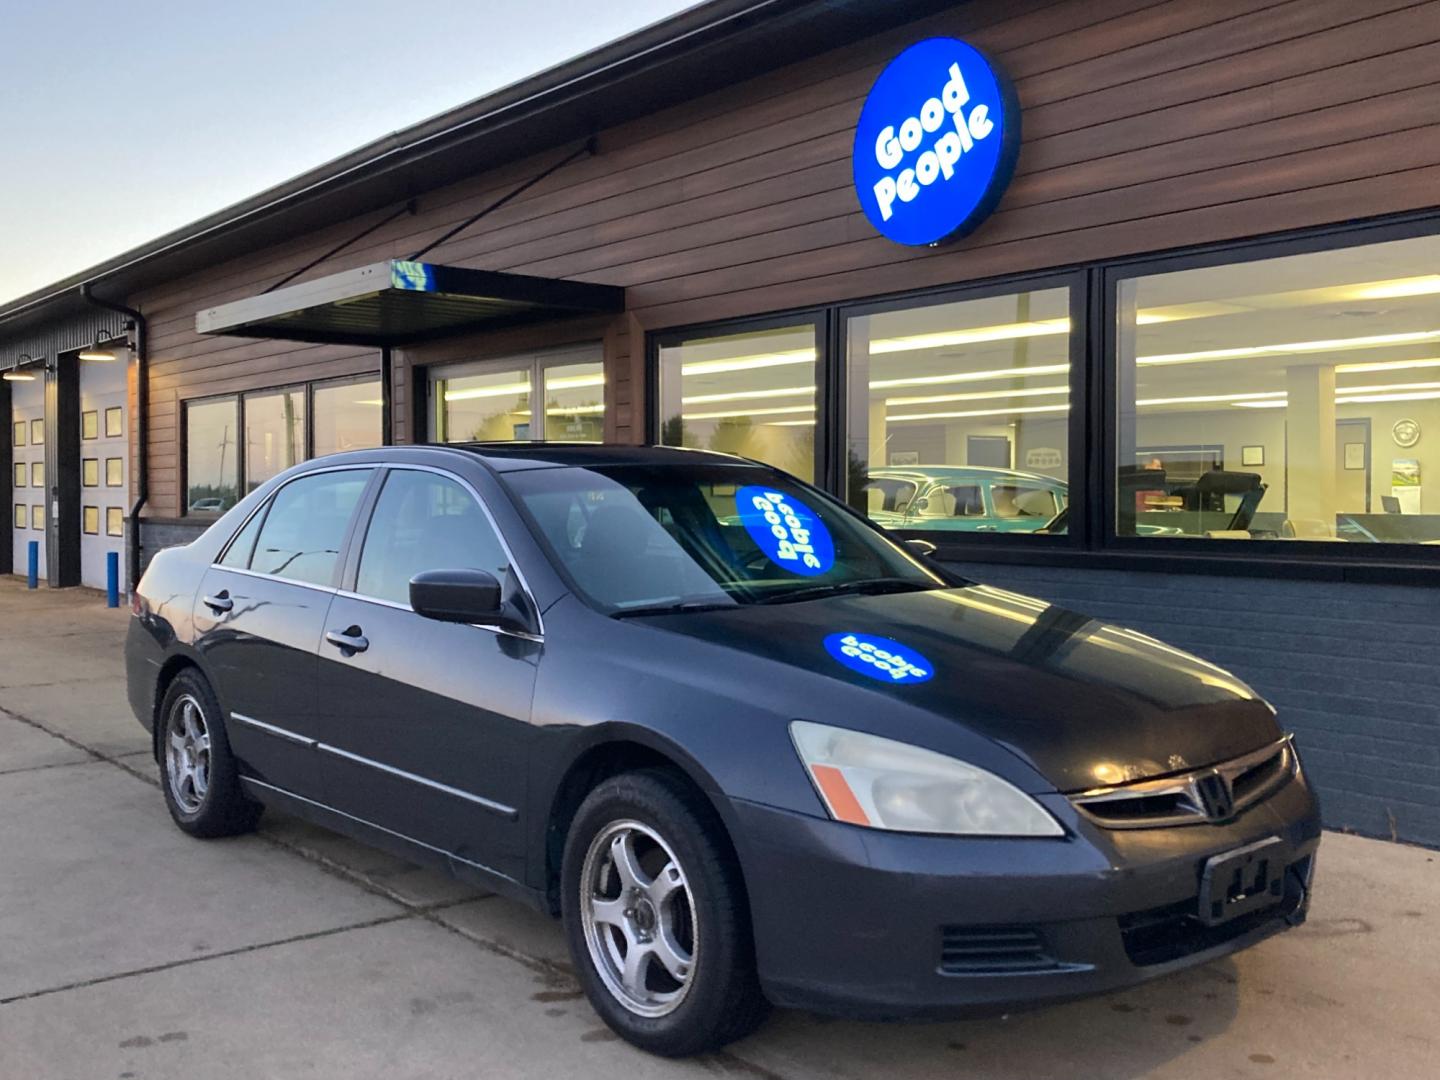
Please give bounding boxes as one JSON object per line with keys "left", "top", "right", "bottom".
{"left": 133, "top": 0, "right": 1440, "bottom": 518}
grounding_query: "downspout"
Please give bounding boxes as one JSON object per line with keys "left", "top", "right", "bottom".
{"left": 79, "top": 285, "right": 147, "bottom": 590}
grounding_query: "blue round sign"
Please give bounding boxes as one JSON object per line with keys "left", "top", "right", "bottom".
{"left": 734, "top": 486, "right": 835, "bottom": 577}
{"left": 824, "top": 632, "right": 935, "bottom": 684}
{"left": 852, "top": 37, "right": 1019, "bottom": 247}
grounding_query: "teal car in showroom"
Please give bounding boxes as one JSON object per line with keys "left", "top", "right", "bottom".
{"left": 862, "top": 467, "right": 1067, "bottom": 533}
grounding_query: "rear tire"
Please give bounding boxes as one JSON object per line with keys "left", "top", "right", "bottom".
{"left": 158, "top": 670, "right": 260, "bottom": 838}
{"left": 561, "top": 769, "right": 769, "bottom": 1056}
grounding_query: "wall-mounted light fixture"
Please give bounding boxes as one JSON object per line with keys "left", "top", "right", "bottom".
{"left": 78, "top": 332, "right": 119, "bottom": 362}
{"left": 2, "top": 353, "right": 39, "bottom": 381}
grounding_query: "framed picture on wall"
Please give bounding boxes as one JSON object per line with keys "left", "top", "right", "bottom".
{"left": 30, "top": 462, "right": 43, "bottom": 489}
{"left": 106, "top": 458, "right": 123, "bottom": 487}
{"left": 105, "top": 407, "right": 123, "bottom": 438}
{"left": 82, "top": 411, "right": 99, "bottom": 440}
{"left": 82, "top": 459, "right": 99, "bottom": 487}
{"left": 1344, "top": 442, "right": 1367, "bottom": 470}
{"left": 83, "top": 506, "right": 99, "bottom": 535}
{"left": 12, "top": 421, "right": 23, "bottom": 447}
{"left": 30, "top": 419, "right": 43, "bottom": 445}
{"left": 106, "top": 507, "right": 124, "bottom": 537}
{"left": 13, "top": 463, "right": 25, "bottom": 488}
{"left": 30, "top": 504, "right": 43, "bottom": 530}
{"left": 1241, "top": 445, "right": 1265, "bottom": 467}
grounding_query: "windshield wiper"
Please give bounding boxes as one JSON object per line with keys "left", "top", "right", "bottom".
{"left": 611, "top": 600, "right": 738, "bottom": 619}
{"left": 756, "top": 578, "right": 934, "bottom": 606}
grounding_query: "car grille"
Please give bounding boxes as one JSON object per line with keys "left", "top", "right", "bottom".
{"left": 1069, "top": 737, "right": 1295, "bottom": 829}
{"left": 1119, "top": 855, "right": 1311, "bottom": 966}
{"left": 938, "top": 926, "right": 1057, "bottom": 974}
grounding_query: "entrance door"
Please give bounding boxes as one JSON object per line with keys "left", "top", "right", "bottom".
{"left": 79, "top": 356, "right": 128, "bottom": 591}
{"left": 428, "top": 343, "right": 604, "bottom": 444}
{"left": 10, "top": 375, "right": 46, "bottom": 580}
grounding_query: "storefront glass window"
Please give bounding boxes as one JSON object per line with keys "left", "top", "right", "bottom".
{"left": 244, "top": 387, "right": 306, "bottom": 493}
{"left": 185, "top": 397, "right": 240, "bottom": 514}
{"left": 1117, "top": 234, "right": 1440, "bottom": 544}
{"left": 313, "top": 378, "right": 383, "bottom": 456}
{"left": 434, "top": 367, "right": 533, "bottom": 443}
{"left": 845, "top": 288, "right": 1071, "bottom": 534}
{"left": 657, "top": 324, "right": 818, "bottom": 482}
{"left": 542, "top": 361, "right": 605, "bottom": 442}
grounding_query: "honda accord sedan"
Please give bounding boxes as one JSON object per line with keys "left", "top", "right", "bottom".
{"left": 126, "top": 444, "right": 1320, "bottom": 1056}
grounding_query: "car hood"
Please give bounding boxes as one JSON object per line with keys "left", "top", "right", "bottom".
{"left": 642, "top": 584, "right": 1281, "bottom": 792}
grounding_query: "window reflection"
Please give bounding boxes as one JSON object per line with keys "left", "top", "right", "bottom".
{"left": 846, "top": 288, "right": 1071, "bottom": 533}
{"left": 543, "top": 361, "right": 605, "bottom": 442}
{"left": 185, "top": 397, "right": 240, "bottom": 514}
{"left": 657, "top": 325, "right": 818, "bottom": 482}
{"left": 1117, "top": 234, "right": 1440, "bottom": 543}
{"left": 244, "top": 387, "right": 306, "bottom": 493}
{"left": 313, "top": 379, "right": 382, "bottom": 455}
{"left": 431, "top": 345, "right": 604, "bottom": 444}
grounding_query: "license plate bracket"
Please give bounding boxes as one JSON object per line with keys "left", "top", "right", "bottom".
{"left": 1198, "top": 837, "right": 1287, "bottom": 927}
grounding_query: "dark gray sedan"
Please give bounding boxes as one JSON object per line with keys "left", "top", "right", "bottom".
{"left": 126, "top": 444, "right": 1320, "bottom": 1056}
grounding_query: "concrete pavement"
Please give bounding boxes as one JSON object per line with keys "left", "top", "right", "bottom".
{"left": 0, "top": 577, "right": 1435, "bottom": 1078}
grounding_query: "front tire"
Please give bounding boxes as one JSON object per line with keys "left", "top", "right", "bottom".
{"left": 158, "top": 670, "right": 260, "bottom": 838}
{"left": 561, "top": 769, "right": 768, "bottom": 1056}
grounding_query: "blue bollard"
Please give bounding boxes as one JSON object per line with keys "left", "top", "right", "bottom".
{"left": 27, "top": 540, "right": 38, "bottom": 589}
{"left": 106, "top": 551, "right": 120, "bottom": 608}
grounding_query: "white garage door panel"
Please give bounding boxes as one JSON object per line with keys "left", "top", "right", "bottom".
{"left": 79, "top": 359, "right": 127, "bottom": 592}
{"left": 10, "top": 377, "right": 46, "bottom": 580}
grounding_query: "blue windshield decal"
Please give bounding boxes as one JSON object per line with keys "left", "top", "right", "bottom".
{"left": 825, "top": 632, "right": 934, "bottom": 684}
{"left": 734, "top": 486, "right": 835, "bottom": 577}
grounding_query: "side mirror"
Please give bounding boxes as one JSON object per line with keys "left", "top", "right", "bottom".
{"left": 409, "top": 569, "right": 504, "bottom": 625}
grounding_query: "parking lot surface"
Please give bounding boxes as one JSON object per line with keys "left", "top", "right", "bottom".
{"left": 0, "top": 578, "right": 1435, "bottom": 1078}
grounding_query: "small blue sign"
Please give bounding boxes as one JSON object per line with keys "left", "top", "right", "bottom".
{"left": 852, "top": 37, "right": 1019, "bottom": 247}
{"left": 734, "top": 486, "right": 835, "bottom": 577}
{"left": 825, "top": 632, "right": 935, "bottom": 684}
{"left": 391, "top": 260, "right": 436, "bottom": 292}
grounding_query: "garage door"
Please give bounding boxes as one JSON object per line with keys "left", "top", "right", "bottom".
{"left": 10, "top": 376, "right": 46, "bottom": 581}
{"left": 79, "top": 358, "right": 127, "bottom": 591}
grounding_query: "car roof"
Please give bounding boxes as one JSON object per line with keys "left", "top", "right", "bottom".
{"left": 441, "top": 442, "right": 752, "bottom": 473}
{"left": 869, "top": 465, "right": 1066, "bottom": 486}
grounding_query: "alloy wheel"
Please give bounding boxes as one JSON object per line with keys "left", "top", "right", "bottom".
{"left": 579, "top": 819, "right": 697, "bottom": 1018}
{"left": 165, "top": 693, "right": 211, "bottom": 815}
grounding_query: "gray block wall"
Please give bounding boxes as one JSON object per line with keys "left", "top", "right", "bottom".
{"left": 945, "top": 561, "right": 1440, "bottom": 848}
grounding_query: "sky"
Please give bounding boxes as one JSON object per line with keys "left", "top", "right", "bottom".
{"left": 0, "top": 0, "right": 696, "bottom": 305}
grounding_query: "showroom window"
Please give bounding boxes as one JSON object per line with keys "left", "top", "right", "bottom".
{"left": 1116, "top": 232, "right": 1440, "bottom": 545}
{"left": 430, "top": 344, "right": 603, "bottom": 444}
{"left": 313, "top": 378, "right": 383, "bottom": 457}
{"left": 845, "top": 286, "right": 1073, "bottom": 534}
{"left": 655, "top": 321, "right": 820, "bottom": 482}
{"left": 184, "top": 396, "right": 240, "bottom": 514}
{"left": 244, "top": 386, "right": 306, "bottom": 493}
{"left": 184, "top": 376, "right": 383, "bottom": 515}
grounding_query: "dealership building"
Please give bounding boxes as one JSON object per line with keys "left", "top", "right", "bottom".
{"left": 2, "top": 0, "right": 1438, "bottom": 845}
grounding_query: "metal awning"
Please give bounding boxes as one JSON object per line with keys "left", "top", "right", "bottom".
{"left": 195, "top": 260, "right": 625, "bottom": 346}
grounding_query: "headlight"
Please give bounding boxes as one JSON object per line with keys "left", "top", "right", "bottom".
{"left": 789, "top": 721, "right": 1063, "bottom": 837}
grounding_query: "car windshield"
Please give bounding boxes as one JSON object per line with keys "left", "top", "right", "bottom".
{"left": 504, "top": 462, "right": 944, "bottom": 614}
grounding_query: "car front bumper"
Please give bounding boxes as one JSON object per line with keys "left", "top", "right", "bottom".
{"left": 731, "top": 769, "right": 1321, "bottom": 1019}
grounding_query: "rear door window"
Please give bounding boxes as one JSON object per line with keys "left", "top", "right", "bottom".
{"left": 991, "top": 483, "right": 1059, "bottom": 519}
{"left": 249, "top": 469, "right": 372, "bottom": 586}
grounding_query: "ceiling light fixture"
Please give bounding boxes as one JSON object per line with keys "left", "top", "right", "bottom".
{"left": 886, "top": 403, "right": 1070, "bottom": 423}
{"left": 885, "top": 384, "right": 1070, "bottom": 407}
{"left": 1136, "top": 329, "right": 1440, "bottom": 368}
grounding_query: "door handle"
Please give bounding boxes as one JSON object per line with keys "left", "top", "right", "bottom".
{"left": 202, "top": 591, "right": 233, "bottom": 613}
{"left": 325, "top": 626, "right": 369, "bottom": 654}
